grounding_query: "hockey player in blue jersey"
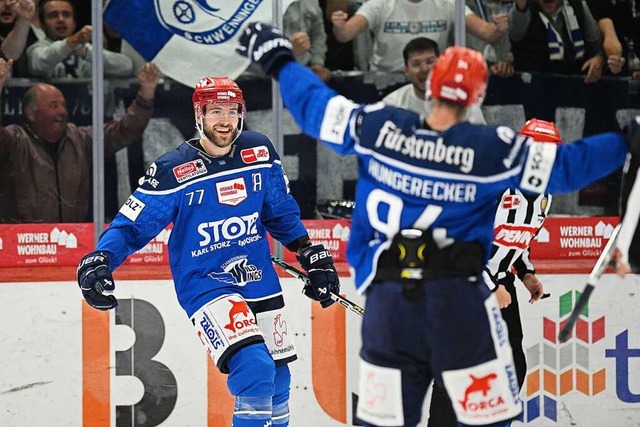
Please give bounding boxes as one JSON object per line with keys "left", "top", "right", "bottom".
{"left": 428, "top": 119, "right": 561, "bottom": 427}
{"left": 236, "top": 22, "right": 640, "bottom": 427}
{"left": 76, "top": 76, "right": 340, "bottom": 427}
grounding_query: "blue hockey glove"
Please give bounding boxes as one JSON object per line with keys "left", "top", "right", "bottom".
{"left": 624, "top": 115, "right": 640, "bottom": 157}
{"left": 297, "top": 244, "right": 340, "bottom": 308}
{"left": 236, "top": 22, "right": 295, "bottom": 78}
{"left": 77, "top": 251, "right": 118, "bottom": 310}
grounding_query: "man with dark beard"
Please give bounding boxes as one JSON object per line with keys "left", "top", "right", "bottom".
{"left": 76, "top": 76, "right": 340, "bottom": 427}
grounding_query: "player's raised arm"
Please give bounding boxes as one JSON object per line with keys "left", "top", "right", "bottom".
{"left": 510, "top": 129, "right": 629, "bottom": 197}
{"left": 236, "top": 22, "right": 356, "bottom": 142}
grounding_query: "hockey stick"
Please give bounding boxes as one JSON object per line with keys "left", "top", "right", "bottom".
{"left": 558, "top": 224, "right": 621, "bottom": 342}
{"left": 271, "top": 255, "right": 365, "bottom": 317}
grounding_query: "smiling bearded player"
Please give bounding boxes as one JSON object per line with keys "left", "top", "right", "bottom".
{"left": 75, "top": 76, "right": 340, "bottom": 426}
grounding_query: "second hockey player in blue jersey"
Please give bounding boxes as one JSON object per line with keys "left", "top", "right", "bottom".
{"left": 76, "top": 76, "right": 340, "bottom": 427}
{"left": 428, "top": 119, "right": 562, "bottom": 427}
{"left": 236, "top": 22, "right": 640, "bottom": 427}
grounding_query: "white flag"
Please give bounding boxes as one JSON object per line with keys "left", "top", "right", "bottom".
{"left": 104, "top": 0, "right": 296, "bottom": 87}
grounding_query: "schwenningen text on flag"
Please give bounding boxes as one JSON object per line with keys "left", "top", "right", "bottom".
{"left": 104, "top": 0, "right": 296, "bottom": 87}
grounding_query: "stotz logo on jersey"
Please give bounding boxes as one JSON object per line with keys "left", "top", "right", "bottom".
{"left": 224, "top": 299, "right": 257, "bottom": 334}
{"left": 198, "top": 312, "right": 225, "bottom": 351}
{"left": 208, "top": 256, "right": 263, "bottom": 286}
{"left": 153, "top": 0, "right": 264, "bottom": 45}
{"left": 241, "top": 146, "right": 270, "bottom": 164}
{"left": 493, "top": 224, "right": 538, "bottom": 249}
{"left": 173, "top": 159, "right": 207, "bottom": 183}
{"left": 216, "top": 177, "right": 247, "bottom": 206}
{"left": 501, "top": 194, "right": 520, "bottom": 210}
{"left": 195, "top": 212, "right": 259, "bottom": 256}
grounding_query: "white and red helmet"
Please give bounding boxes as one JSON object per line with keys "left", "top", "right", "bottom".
{"left": 193, "top": 76, "right": 245, "bottom": 121}
{"left": 428, "top": 46, "right": 488, "bottom": 107}
{"left": 192, "top": 76, "right": 246, "bottom": 145}
{"left": 519, "top": 118, "right": 562, "bottom": 144}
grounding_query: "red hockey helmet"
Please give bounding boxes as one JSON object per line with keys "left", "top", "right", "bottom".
{"left": 193, "top": 76, "right": 245, "bottom": 123}
{"left": 519, "top": 118, "right": 562, "bottom": 144}
{"left": 428, "top": 46, "right": 488, "bottom": 107}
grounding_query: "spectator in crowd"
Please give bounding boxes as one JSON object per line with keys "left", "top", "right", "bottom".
{"left": 466, "top": 0, "right": 516, "bottom": 78}
{"left": 509, "top": 0, "right": 605, "bottom": 83}
{"left": 331, "top": 0, "right": 509, "bottom": 72}
{"left": 383, "top": 37, "right": 486, "bottom": 123}
{"left": 584, "top": 0, "right": 625, "bottom": 75}
{"left": 27, "top": 0, "right": 133, "bottom": 78}
{"left": 466, "top": 0, "right": 511, "bottom": 61}
{"left": 604, "top": 0, "right": 640, "bottom": 79}
{"left": 284, "top": 0, "right": 331, "bottom": 81}
{"left": 0, "top": 0, "right": 39, "bottom": 77}
{"left": 0, "top": 60, "right": 161, "bottom": 223}
{"left": 319, "top": 0, "right": 357, "bottom": 71}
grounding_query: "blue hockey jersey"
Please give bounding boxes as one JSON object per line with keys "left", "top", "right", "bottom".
{"left": 97, "top": 131, "right": 308, "bottom": 317}
{"left": 276, "top": 62, "right": 628, "bottom": 292}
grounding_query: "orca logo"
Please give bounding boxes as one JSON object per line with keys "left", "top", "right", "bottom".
{"left": 154, "top": 0, "right": 264, "bottom": 45}
{"left": 459, "top": 373, "right": 499, "bottom": 411}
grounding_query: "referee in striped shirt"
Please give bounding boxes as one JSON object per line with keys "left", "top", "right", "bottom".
{"left": 484, "top": 118, "right": 561, "bottom": 388}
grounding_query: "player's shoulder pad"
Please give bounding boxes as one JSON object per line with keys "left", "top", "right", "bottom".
{"left": 492, "top": 125, "right": 530, "bottom": 170}
{"left": 467, "top": 124, "right": 529, "bottom": 171}
{"left": 137, "top": 141, "right": 206, "bottom": 191}
{"left": 235, "top": 130, "right": 279, "bottom": 164}
{"left": 319, "top": 95, "right": 361, "bottom": 144}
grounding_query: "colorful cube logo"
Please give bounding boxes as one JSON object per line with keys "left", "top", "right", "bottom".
{"left": 523, "top": 290, "right": 606, "bottom": 422}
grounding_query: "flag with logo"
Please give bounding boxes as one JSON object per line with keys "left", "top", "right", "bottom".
{"left": 104, "top": 0, "right": 296, "bottom": 87}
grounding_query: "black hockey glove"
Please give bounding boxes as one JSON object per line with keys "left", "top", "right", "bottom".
{"left": 297, "top": 244, "right": 340, "bottom": 308}
{"left": 77, "top": 251, "right": 118, "bottom": 310}
{"left": 236, "top": 22, "right": 295, "bottom": 78}
{"left": 624, "top": 115, "right": 640, "bottom": 157}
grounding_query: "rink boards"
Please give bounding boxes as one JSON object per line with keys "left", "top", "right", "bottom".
{"left": 1, "top": 273, "right": 639, "bottom": 427}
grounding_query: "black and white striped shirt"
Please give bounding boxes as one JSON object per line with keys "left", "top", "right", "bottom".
{"left": 484, "top": 189, "right": 552, "bottom": 291}
{"left": 619, "top": 154, "right": 640, "bottom": 271}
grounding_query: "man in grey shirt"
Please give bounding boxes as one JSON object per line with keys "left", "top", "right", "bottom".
{"left": 383, "top": 37, "right": 486, "bottom": 124}
{"left": 284, "top": 0, "right": 331, "bottom": 81}
{"left": 27, "top": 0, "right": 132, "bottom": 79}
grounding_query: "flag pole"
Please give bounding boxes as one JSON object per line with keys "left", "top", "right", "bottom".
{"left": 272, "top": 0, "right": 285, "bottom": 259}
{"left": 91, "top": 0, "right": 105, "bottom": 245}
{"left": 455, "top": 0, "right": 466, "bottom": 46}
